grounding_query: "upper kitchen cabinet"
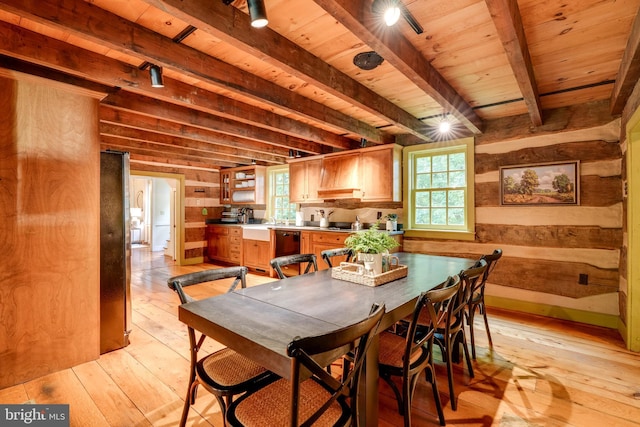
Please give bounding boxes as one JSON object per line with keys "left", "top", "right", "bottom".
{"left": 290, "top": 144, "right": 402, "bottom": 203}
{"left": 220, "top": 165, "right": 266, "bottom": 205}
{"left": 318, "top": 152, "right": 360, "bottom": 199}
{"left": 359, "top": 144, "right": 402, "bottom": 202}
{"left": 289, "top": 157, "right": 322, "bottom": 203}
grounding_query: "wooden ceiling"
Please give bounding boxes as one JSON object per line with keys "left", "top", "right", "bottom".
{"left": 1, "top": 0, "right": 639, "bottom": 171}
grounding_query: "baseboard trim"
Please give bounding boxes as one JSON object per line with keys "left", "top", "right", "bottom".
{"left": 484, "top": 295, "right": 620, "bottom": 329}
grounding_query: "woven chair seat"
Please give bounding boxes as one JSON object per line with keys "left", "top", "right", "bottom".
{"left": 378, "top": 331, "right": 424, "bottom": 369}
{"left": 199, "top": 348, "right": 268, "bottom": 387}
{"left": 232, "top": 378, "right": 346, "bottom": 427}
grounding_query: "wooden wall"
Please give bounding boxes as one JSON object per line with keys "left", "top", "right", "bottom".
{"left": 404, "top": 101, "right": 623, "bottom": 324}
{"left": 0, "top": 73, "right": 102, "bottom": 388}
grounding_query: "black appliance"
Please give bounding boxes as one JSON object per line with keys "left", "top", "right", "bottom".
{"left": 274, "top": 230, "right": 301, "bottom": 277}
{"left": 100, "top": 151, "right": 132, "bottom": 354}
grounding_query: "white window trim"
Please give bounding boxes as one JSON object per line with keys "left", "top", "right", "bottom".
{"left": 402, "top": 137, "right": 476, "bottom": 241}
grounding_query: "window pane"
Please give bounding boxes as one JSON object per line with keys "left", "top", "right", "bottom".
{"left": 449, "top": 152, "right": 465, "bottom": 171}
{"left": 448, "top": 190, "right": 465, "bottom": 207}
{"left": 448, "top": 208, "right": 465, "bottom": 225}
{"left": 449, "top": 171, "right": 466, "bottom": 187}
{"left": 415, "top": 192, "right": 430, "bottom": 207}
{"left": 431, "top": 208, "right": 446, "bottom": 224}
{"left": 432, "top": 172, "right": 448, "bottom": 188}
{"left": 432, "top": 155, "right": 448, "bottom": 172}
{"left": 415, "top": 208, "right": 430, "bottom": 224}
{"left": 416, "top": 157, "right": 431, "bottom": 173}
{"left": 416, "top": 173, "right": 431, "bottom": 189}
{"left": 432, "top": 191, "right": 446, "bottom": 207}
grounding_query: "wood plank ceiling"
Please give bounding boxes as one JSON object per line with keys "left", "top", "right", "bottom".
{"left": 0, "top": 0, "right": 639, "bottom": 171}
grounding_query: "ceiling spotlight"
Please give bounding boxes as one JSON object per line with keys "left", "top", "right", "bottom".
{"left": 251, "top": 159, "right": 257, "bottom": 165}
{"left": 247, "top": 0, "right": 268, "bottom": 28}
{"left": 149, "top": 64, "right": 164, "bottom": 88}
{"left": 372, "top": 0, "right": 401, "bottom": 27}
{"left": 295, "top": 150, "right": 302, "bottom": 158}
{"left": 372, "top": 0, "right": 423, "bottom": 34}
{"left": 289, "top": 149, "right": 294, "bottom": 158}
{"left": 438, "top": 118, "right": 451, "bottom": 134}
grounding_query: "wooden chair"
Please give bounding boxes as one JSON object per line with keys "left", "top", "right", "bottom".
{"left": 433, "top": 259, "right": 487, "bottom": 411}
{"left": 379, "top": 275, "right": 461, "bottom": 427}
{"left": 467, "top": 249, "right": 503, "bottom": 359}
{"left": 225, "top": 303, "right": 386, "bottom": 427}
{"left": 320, "top": 247, "right": 354, "bottom": 268}
{"left": 270, "top": 253, "right": 318, "bottom": 279}
{"left": 168, "top": 266, "right": 276, "bottom": 427}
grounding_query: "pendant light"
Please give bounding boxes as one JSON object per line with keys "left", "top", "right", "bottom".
{"left": 247, "top": 0, "right": 268, "bottom": 28}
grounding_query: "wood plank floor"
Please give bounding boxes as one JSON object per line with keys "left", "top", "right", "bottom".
{"left": 2, "top": 247, "right": 640, "bottom": 426}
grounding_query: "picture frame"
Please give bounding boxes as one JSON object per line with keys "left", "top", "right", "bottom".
{"left": 500, "top": 161, "right": 580, "bottom": 206}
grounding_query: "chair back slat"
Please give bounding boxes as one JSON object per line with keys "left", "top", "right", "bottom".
{"left": 320, "top": 248, "right": 354, "bottom": 268}
{"left": 287, "top": 303, "right": 385, "bottom": 427}
{"left": 270, "top": 253, "right": 318, "bottom": 279}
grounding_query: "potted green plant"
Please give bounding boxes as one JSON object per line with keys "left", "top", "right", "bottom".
{"left": 344, "top": 222, "right": 399, "bottom": 274}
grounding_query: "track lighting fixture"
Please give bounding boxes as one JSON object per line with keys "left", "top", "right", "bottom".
{"left": 149, "top": 64, "right": 164, "bottom": 88}
{"left": 251, "top": 159, "right": 257, "bottom": 165}
{"left": 289, "top": 149, "right": 294, "bottom": 158}
{"left": 295, "top": 150, "right": 302, "bottom": 158}
{"left": 247, "top": 0, "right": 268, "bottom": 28}
{"left": 372, "top": 0, "right": 423, "bottom": 34}
{"left": 372, "top": 0, "right": 401, "bottom": 26}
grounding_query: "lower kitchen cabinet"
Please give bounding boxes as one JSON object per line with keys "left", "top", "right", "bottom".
{"left": 302, "top": 231, "right": 350, "bottom": 271}
{"left": 242, "top": 239, "right": 271, "bottom": 273}
{"left": 207, "top": 225, "right": 241, "bottom": 264}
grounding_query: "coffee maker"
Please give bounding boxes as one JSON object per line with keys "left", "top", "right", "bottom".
{"left": 237, "top": 207, "right": 254, "bottom": 224}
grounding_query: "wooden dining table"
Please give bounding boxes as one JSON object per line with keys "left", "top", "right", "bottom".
{"left": 179, "top": 252, "right": 475, "bottom": 426}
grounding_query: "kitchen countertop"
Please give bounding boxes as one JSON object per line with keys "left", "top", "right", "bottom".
{"left": 205, "top": 220, "right": 403, "bottom": 235}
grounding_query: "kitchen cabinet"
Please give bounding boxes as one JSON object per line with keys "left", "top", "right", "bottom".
{"left": 219, "top": 165, "right": 266, "bottom": 204}
{"left": 318, "top": 152, "right": 360, "bottom": 199}
{"left": 289, "top": 158, "right": 322, "bottom": 203}
{"left": 242, "top": 239, "right": 270, "bottom": 273}
{"left": 359, "top": 144, "right": 402, "bottom": 202}
{"left": 207, "top": 225, "right": 241, "bottom": 264}
{"left": 302, "top": 231, "right": 350, "bottom": 271}
{"left": 289, "top": 144, "right": 402, "bottom": 202}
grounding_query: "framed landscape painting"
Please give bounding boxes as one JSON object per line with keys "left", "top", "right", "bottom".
{"left": 500, "top": 161, "right": 580, "bottom": 206}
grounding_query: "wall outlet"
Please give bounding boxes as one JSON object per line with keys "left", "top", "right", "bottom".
{"left": 578, "top": 273, "right": 588, "bottom": 285}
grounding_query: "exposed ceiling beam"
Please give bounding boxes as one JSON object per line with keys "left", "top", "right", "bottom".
{"left": 0, "top": 21, "right": 355, "bottom": 153}
{"left": 101, "top": 91, "right": 330, "bottom": 155}
{"left": 611, "top": 7, "right": 640, "bottom": 115}
{"left": 99, "top": 107, "right": 290, "bottom": 161}
{"left": 312, "top": 0, "right": 483, "bottom": 135}
{"left": 139, "top": 0, "right": 432, "bottom": 142}
{"left": 484, "top": 0, "right": 542, "bottom": 126}
{"left": 100, "top": 135, "right": 239, "bottom": 168}
{"left": 0, "top": 0, "right": 383, "bottom": 146}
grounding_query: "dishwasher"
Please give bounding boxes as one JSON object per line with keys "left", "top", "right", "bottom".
{"left": 274, "top": 230, "right": 301, "bottom": 277}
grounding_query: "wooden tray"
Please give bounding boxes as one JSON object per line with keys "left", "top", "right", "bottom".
{"left": 331, "top": 263, "right": 408, "bottom": 287}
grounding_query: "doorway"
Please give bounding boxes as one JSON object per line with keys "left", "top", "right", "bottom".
{"left": 130, "top": 171, "right": 183, "bottom": 266}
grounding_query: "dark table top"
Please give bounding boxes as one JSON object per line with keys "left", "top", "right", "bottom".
{"left": 178, "top": 252, "right": 475, "bottom": 379}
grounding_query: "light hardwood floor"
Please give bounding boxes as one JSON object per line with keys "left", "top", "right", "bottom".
{"left": 1, "top": 247, "right": 640, "bottom": 426}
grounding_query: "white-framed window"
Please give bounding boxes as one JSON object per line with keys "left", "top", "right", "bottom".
{"left": 403, "top": 137, "right": 475, "bottom": 240}
{"left": 267, "top": 165, "right": 296, "bottom": 221}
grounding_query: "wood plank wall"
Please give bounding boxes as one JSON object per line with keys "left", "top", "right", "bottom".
{"left": 0, "top": 74, "right": 102, "bottom": 388}
{"left": 404, "top": 101, "right": 623, "bottom": 317}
